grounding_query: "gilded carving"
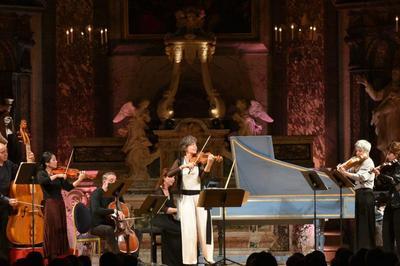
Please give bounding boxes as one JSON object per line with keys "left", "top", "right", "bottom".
{"left": 158, "top": 7, "right": 225, "bottom": 122}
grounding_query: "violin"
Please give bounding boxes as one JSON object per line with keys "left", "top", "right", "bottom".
{"left": 369, "top": 159, "right": 399, "bottom": 174}
{"left": 51, "top": 167, "right": 98, "bottom": 179}
{"left": 190, "top": 152, "right": 223, "bottom": 165}
{"left": 337, "top": 155, "right": 367, "bottom": 171}
{"left": 52, "top": 167, "right": 80, "bottom": 178}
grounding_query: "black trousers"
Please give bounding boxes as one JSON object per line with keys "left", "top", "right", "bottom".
{"left": 383, "top": 206, "right": 400, "bottom": 255}
{"left": 0, "top": 210, "right": 9, "bottom": 260}
{"left": 153, "top": 214, "right": 183, "bottom": 266}
{"left": 91, "top": 224, "right": 142, "bottom": 255}
{"left": 355, "top": 188, "right": 376, "bottom": 250}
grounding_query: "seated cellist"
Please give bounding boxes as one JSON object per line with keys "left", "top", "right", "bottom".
{"left": 89, "top": 172, "right": 142, "bottom": 255}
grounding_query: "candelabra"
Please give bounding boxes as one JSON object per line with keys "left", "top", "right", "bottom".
{"left": 273, "top": 23, "right": 318, "bottom": 45}
{"left": 64, "top": 25, "right": 109, "bottom": 48}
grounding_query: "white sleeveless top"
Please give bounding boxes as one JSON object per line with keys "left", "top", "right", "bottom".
{"left": 181, "top": 158, "right": 201, "bottom": 190}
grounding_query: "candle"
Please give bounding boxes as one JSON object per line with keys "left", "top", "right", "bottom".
{"left": 70, "top": 27, "right": 74, "bottom": 43}
{"left": 66, "top": 30, "right": 70, "bottom": 45}
{"left": 105, "top": 28, "right": 108, "bottom": 44}
{"left": 291, "top": 24, "right": 294, "bottom": 40}
{"left": 396, "top": 16, "right": 399, "bottom": 33}
{"left": 278, "top": 27, "right": 282, "bottom": 43}
{"left": 87, "top": 25, "right": 92, "bottom": 42}
{"left": 100, "top": 29, "right": 104, "bottom": 45}
{"left": 298, "top": 28, "right": 302, "bottom": 39}
{"left": 309, "top": 26, "right": 313, "bottom": 40}
{"left": 274, "top": 26, "right": 278, "bottom": 42}
{"left": 313, "top": 26, "right": 316, "bottom": 41}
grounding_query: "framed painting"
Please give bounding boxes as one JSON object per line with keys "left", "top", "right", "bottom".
{"left": 122, "top": 0, "right": 259, "bottom": 40}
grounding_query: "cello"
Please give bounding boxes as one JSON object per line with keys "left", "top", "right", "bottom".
{"left": 7, "top": 120, "right": 44, "bottom": 245}
{"left": 108, "top": 198, "right": 140, "bottom": 253}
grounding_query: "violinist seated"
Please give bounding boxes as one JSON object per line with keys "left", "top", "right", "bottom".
{"left": 152, "top": 169, "right": 182, "bottom": 266}
{"left": 89, "top": 172, "right": 142, "bottom": 255}
{"left": 0, "top": 143, "right": 34, "bottom": 260}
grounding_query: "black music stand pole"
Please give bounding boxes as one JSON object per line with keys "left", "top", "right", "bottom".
{"left": 324, "top": 168, "right": 355, "bottom": 246}
{"left": 135, "top": 194, "right": 167, "bottom": 265}
{"left": 14, "top": 162, "right": 38, "bottom": 250}
{"left": 198, "top": 188, "right": 249, "bottom": 265}
{"left": 302, "top": 170, "right": 328, "bottom": 251}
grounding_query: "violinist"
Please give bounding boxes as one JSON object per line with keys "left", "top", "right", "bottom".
{"left": 89, "top": 172, "right": 142, "bottom": 255}
{"left": 372, "top": 141, "right": 400, "bottom": 256}
{"left": 0, "top": 143, "right": 34, "bottom": 260}
{"left": 337, "top": 139, "right": 376, "bottom": 250}
{"left": 152, "top": 169, "right": 182, "bottom": 266}
{"left": 37, "top": 151, "right": 85, "bottom": 260}
{"left": 167, "top": 135, "right": 216, "bottom": 265}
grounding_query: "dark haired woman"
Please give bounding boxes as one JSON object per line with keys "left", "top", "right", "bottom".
{"left": 37, "top": 151, "right": 85, "bottom": 259}
{"left": 373, "top": 141, "right": 400, "bottom": 256}
{"left": 152, "top": 170, "right": 182, "bottom": 265}
{"left": 167, "top": 135, "right": 215, "bottom": 265}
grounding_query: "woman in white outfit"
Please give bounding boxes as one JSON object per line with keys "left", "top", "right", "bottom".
{"left": 167, "top": 135, "right": 215, "bottom": 265}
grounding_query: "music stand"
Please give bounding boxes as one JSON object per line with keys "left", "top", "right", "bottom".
{"left": 301, "top": 170, "right": 328, "bottom": 251}
{"left": 198, "top": 188, "right": 249, "bottom": 265}
{"left": 103, "top": 179, "right": 133, "bottom": 198}
{"left": 323, "top": 168, "right": 354, "bottom": 246}
{"left": 14, "top": 162, "right": 38, "bottom": 249}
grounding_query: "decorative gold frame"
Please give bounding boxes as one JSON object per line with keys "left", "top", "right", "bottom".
{"left": 122, "top": 0, "right": 259, "bottom": 40}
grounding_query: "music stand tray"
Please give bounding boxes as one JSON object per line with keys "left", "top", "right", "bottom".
{"left": 14, "top": 162, "right": 38, "bottom": 185}
{"left": 103, "top": 179, "right": 133, "bottom": 198}
{"left": 198, "top": 188, "right": 249, "bottom": 266}
{"left": 198, "top": 188, "right": 249, "bottom": 209}
{"left": 328, "top": 169, "right": 355, "bottom": 188}
{"left": 14, "top": 162, "right": 39, "bottom": 249}
{"left": 301, "top": 170, "right": 328, "bottom": 251}
{"left": 135, "top": 195, "right": 168, "bottom": 217}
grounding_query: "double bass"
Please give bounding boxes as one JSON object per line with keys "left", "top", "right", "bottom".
{"left": 7, "top": 120, "right": 44, "bottom": 245}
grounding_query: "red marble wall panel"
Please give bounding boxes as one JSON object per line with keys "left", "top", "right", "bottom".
{"left": 56, "top": 0, "right": 95, "bottom": 163}
{"left": 286, "top": 0, "right": 326, "bottom": 167}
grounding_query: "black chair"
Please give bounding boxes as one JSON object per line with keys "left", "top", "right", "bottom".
{"left": 72, "top": 202, "right": 101, "bottom": 256}
{"left": 140, "top": 226, "right": 162, "bottom": 263}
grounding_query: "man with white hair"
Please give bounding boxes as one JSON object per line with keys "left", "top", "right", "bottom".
{"left": 338, "top": 139, "right": 376, "bottom": 250}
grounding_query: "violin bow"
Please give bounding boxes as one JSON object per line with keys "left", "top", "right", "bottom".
{"left": 224, "top": 159, "right": 236, "bottom": 189}
{"left": 192, "top": 135, "right": 211, "bottom": 165}
{"left": 187, "top": 135, "right": 211, "bottom": 174}
{"left": 64, "top": 148, "right": 74, "bottom": 175}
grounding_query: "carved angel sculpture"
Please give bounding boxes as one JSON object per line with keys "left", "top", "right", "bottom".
{"left": 233, "top": 99, "right": 273, "bottom": 136}
{"left": 356, "top": 69, "right": 400, "bottom": 154}
{"left": 113, "top": 100, "right": 158, "bottom": 179}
